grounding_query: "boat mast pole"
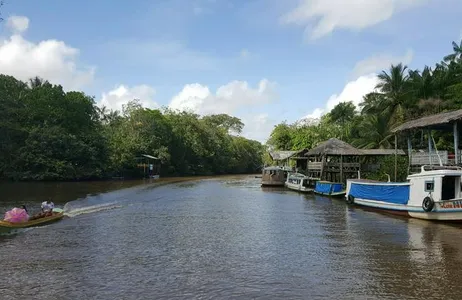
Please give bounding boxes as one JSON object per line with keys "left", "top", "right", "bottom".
{"left": 407, "top": 133, "right": 412, "bottom": 175}
{"left": 428, "top": 129, "right": 433, "bottom": 168}
{"left": 394, "top": 134, "right": 398, "bottom": 182}
{"left": 454, "top": 122, "right": 459, "bottom": 165}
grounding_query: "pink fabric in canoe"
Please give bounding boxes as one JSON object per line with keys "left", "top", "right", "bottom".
{"left": 4, "top": 208, "right": 30, "bottom": 223}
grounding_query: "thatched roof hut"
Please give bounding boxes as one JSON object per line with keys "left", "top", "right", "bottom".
{"left": 269, "top": 150, "right": 299, "bottom": 161}
{"left": 391, "top": 109, "right": 462, "bottom": 133}
{"left": 305, "top": 138, "right": 363, "bottom": 156}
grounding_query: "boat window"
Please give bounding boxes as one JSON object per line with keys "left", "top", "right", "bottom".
{"left": 442, "top": 176, "right": 456, "bottom": 200}
{"left": 424, "top": 180, "right": 434, "bottom": 192}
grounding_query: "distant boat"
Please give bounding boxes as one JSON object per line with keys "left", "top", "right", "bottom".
{"left": 285, "top": 172, "right": 319, "bottom": 193}
{"left": 345, "top": 166, "right": 462, "bottom": 222}
{"left": 261, "top": 166, "right": 292, "bottom": 187}
{"left": 314, "top": 181, "right": 346, "bottom": 197}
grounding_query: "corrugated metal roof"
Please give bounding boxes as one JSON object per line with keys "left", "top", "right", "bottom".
{"left": 360, "top": 149, "right": 406, "bottom": 155}
{"left": 391, "top": 109, "right": 462, "bottom": 133}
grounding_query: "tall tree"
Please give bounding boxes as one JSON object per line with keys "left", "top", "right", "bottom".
{"left": 376, "top": 63, "right": 410, "bottom": 127}
{"left": 443, "top": 39, "right": 462, "bottom": 63}
{"left": 329, "top": 101, "right": 356, "bottom": 139}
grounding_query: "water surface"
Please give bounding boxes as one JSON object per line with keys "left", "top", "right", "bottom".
{"left": 1, "top": 176, "right": 461, "bottom": 299}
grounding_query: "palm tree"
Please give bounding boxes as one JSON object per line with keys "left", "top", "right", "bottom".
{"left": 28, "top": 76, "right": 46, "bottom": 89}
{"left": 408, "top": 66, "right": 434, "bottom": 99}
{"left": 443, "top": 39, "right": 462, "bottom": 63}
{"left": 353, "top": 114, "right": 393, "bottom": 149}
{"left": 359, "top": 92, "right": 387, "bottom": 115}
{"left": 376, "top": 63, "right": 411, "bottom": 127}
{"left": 329, "top": 101, "right": 356, "bottom": 140}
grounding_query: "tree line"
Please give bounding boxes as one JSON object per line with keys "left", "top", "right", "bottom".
{"left": 268, "top": 38, "right": 462, "bottom": 152}
{"left": 266, "top": 39, "right": 462, "bottom": 179}
{"left": 0, "top": 75, "right": 264, "bottom": 180}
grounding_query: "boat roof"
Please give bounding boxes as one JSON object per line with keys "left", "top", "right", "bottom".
{"left": 407, "top": 165, "right": 462, "bottom": 178}
{"left": 288, "top": 172, "right": 308, "bottom": 177}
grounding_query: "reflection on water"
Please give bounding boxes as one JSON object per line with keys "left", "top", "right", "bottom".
{"left": 0, "top": 175, "right": 462, "bottom": 299}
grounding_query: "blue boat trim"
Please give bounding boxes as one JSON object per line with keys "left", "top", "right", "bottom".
{"left": 349, "top": 182, "right": 409, "bottom": 205}
{"left": 315, "top": 181, "right": 344, "bottom": 195}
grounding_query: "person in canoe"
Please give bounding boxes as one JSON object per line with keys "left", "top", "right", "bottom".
{"left": 41, "top": 198, "right": 55, "bottom": 216}
{"left": 28, "top": 199, "right": 56, "bottom": 220}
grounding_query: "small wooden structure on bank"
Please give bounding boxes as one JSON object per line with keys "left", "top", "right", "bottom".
{"left": 303, "top": 138, "right": 362, "bottom": 183}
{"left": 135, "top": 154, "right": 161, "bottom": 178}
{"left": 289, "top": 139, "right": 408, "bottom": 183}
{"left": 391, "top": 109, "right": 462, "bottom": 177}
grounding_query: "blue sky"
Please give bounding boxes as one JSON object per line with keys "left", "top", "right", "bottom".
{"left": 0, "top": 0, "right": 461, "bottom": 142}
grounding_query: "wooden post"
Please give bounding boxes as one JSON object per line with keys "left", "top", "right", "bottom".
{"left": 394, "top": 134, "right": 398, "bottom": 181}
{"left": 407, "top": 134, "right": 412, "bottom": 175}
{"left": 306, "top": 158, "right": 309, "bottom": 176}
{"left": 340, "top": 154, "right": 343, "bottom": 184}
{"left": 428, "top": 129, "right": 433, "bottom": 167}
{"left": 320, "top": 155, "right": 325, "bottom": 180}
{"left": 454, "top": 122, "right": 459, "bottom": 165}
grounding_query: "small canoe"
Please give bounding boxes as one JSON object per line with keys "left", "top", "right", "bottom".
{"left": 0, "top": 212, "right": 64, "bottom": 230}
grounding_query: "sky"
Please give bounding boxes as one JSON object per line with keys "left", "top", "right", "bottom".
{"left": 0, "top": 0, "right": 461, "bottom": 143}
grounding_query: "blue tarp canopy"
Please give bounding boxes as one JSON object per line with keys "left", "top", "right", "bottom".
{"left": 315, "top": 182, "right": 343, "bottom": 194}
{"left": 349, "top": 183, "right": 410, "bottom": 204}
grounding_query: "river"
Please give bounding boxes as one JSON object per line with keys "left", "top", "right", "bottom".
{"left": 0, "top": 175, "right": 461, "bottom": 299}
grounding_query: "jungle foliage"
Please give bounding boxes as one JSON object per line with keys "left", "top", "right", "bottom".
{"left": 0, "top": 75, "right": 264, "bottom": 180}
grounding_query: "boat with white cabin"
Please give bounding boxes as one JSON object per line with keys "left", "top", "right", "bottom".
{"left": 345, "top": 165, "right": 462, "bottom": 221}
{"left": 285, "top": 172, "right": 319, "bottom": 193}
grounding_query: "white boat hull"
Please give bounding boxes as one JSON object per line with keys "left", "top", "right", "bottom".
{"left": 285, "top": 182, "right": 313, "bottom": 193}
{"left": 351, "top": 197, "right": 462, "bottom": 221}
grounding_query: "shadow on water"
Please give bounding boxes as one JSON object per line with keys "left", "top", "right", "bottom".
{"left": 0, "top": 175, "right": 258, "bottom": 236}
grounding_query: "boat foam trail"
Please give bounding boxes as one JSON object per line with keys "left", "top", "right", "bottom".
{"left": 63, "top": 202, "right": 122, "bottom": 217}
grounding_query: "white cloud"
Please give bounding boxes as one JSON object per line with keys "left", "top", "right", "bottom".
{"left": 6, "top": 15, "right": 29, "bottom": 33}
{"left": 169, "top": 79, "right": 278, "bottom": 115}
{"left": 241, "top": 113, "right": 276, "bottom": 143}
{"left": 281, "top": 0, "right": 427, "bottom": 39}
{"left": 0, "top": 16, "right": 94, "bottom": 90}
{"left": 169, "top": 79, "right": 278, "bottom": 143}
{"left": 352, "top": 49, "right": 414, "bottom": 78}
{"left": 301, "top": 47, "right": 414, "bottom": 122}
{"left": 99, "top": 85, "right": 158, "bottom": 112}
{"left": 302, "top": 74, "right": 379, "bottom": 119}
{"left": 96, "top": 79, "right": 276, "bottom": 142}
{"left": 303, "top": 108, "right": 324, "bottom": 120}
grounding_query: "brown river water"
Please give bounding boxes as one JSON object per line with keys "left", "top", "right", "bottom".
{"left": 0, "top": 175, "right": 461, "bottom": 299}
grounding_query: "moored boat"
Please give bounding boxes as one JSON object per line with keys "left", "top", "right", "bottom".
{"left": 285, "top": 173, "right": 318, "bottom": 193}
{"left": 345, "top": 166, "right": 462, "bottom": 221}
{"left": 261, "top": 166, "right": 291, "bottom": 187}
{"left": 314, "top": 181, "right": 346, "bottom": 197}
{"left": 0, "top": 211, "right": 65, "bottom": 232}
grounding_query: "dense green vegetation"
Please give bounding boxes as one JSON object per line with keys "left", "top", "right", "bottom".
{"left": 0, "top": 75, "right": 264, "bottom": 180}
{"left": 266, "top": 39, "right": 462, "bottom": 179}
